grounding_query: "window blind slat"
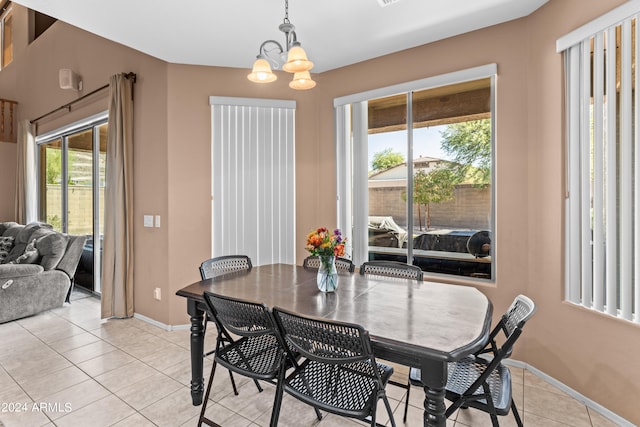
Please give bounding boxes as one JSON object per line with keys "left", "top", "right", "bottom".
{"left": 593, "top": 33, "right": 605, "bottom": 312}
{"left": 605, "top": 27, "right": 618, "bottom": 317}
{"left": 635, "top": 15, "right": 640, "bottom": 323}
{"left": 620, "top": 20, "right": 633, "bottom": 320}
{"left": 566, "top": 45, "right": 582, "bottom": 304}
{"left": 580, "top": 40, "right": 593, "bottom": 307}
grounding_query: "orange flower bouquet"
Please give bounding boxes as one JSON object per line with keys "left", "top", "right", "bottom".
{"left": 305, "top": 227, "right": 345, "bottom": 257}
{"left": 305, "top": 227, "right": 346, "bottom": 292}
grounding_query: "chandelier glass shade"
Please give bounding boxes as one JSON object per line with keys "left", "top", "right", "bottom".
{"left": 247, "top": 0, "right": 315, "bottom": 89}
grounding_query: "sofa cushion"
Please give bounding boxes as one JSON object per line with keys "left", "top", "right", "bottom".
{"left": 0, "top": 222, "right": 19, "bottom": 236}
{"left": 8, "top": 239, "right": 40, "bottom": 265}
{"left": 0, "top": 264, "right": 45, "bottom": 279}
{"left": 0, "top": 236, "right": 15, "bottom": 263}
{"left": 5, "top": 223, "right": 52, "bottom": 263}
{"left": 36, "top": 232, "right": 69, "bottom": 270}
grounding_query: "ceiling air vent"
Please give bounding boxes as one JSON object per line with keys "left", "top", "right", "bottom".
{"left": 376, "top": 0, "right": 401, "bottom": 7}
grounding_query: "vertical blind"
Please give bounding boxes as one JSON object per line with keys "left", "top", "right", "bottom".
{"left": 210, "top": 96, "right": 296, "bottom": 266}
{"left": 558, "top": 0, "right": 640, "bottom": 322}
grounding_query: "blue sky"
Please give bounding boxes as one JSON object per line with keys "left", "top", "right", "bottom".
{"left": 367, "top": 125, "right": 450, "bottom": 170}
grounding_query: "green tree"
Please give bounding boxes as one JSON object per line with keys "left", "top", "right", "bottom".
{"left": 46, "top": 148, "right": 62, "bottom": 184}
{"left": 403, "top": 166, "right": 458, "bottom": 230}
{"left": 371, "top": 148, "right": 404, "bottom": 173}
{"left": 440, "top": 119, "right": 491, "bottom": 184}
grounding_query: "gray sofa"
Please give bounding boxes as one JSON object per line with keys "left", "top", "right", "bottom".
{"left": 0, "top": 222, "right": 86, "bottom": 323}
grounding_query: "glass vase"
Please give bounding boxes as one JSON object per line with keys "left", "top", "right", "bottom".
{"left": 317, "top": 255, "right": 338, "bottom": 292}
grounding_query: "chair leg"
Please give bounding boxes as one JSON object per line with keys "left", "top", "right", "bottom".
{"left": 403, "top": 381, "right": 410, "bottom": 423}
{"left": 228, "top": 371, "right": 239, "bottom": 395}
{"left": 382, "top": 395, "right": 396, "bottom": 427}
{"left": 511, "top": 400, "right": 524, "bottom": 427}
{"left": 198, "top": 361, "right": 219, "bottom": 427}
{"left": 253, "top": 379, "right": 263, "bottom": 393}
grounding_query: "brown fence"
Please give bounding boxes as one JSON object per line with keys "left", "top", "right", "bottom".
{"left": 368, "top": 184, "right": 491, "bottom": 230}
{"left": 44, "top": 185, "right": 104, "bottom": 235}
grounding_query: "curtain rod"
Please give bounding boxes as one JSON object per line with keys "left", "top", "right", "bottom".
{"left": 30, "top": 72, "right": 137, "bottom": 124}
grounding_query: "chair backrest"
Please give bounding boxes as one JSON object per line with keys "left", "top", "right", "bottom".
{"left": 482, "top": 294, "right": 537, "bottom": 360}
{"left": 359, "top": 260, "right": 423, "bottom": 280}
{"left": 200, "top": 255, "right": 252, "bottom": 280}
{"left": 203, "top": 291, "right": 277, "bottom": 338}
{"left": 273, "top": 307, "right": 374, "bottom": 366}
{"left": 303, "top": 255, "right": 355, "bottom": 273}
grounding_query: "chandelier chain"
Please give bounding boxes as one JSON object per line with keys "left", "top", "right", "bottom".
{"left": 283, "top": 0, "right": 290, "bottom": 24}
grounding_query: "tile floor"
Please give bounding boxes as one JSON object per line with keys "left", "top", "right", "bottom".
{"left": 0, "top": 290, "right": 623, "bottom": 427}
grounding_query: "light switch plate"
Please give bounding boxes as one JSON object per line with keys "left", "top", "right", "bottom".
{"left": 143, "top": 215, "right": 154, "bottom": 227}
{"left": 155, "top": 215, "right": 161, "bottom": 228}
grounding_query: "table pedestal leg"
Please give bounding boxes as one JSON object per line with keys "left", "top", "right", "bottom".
{"left": 188, "top": 299, "right": 205, "bottom": 406}
{"left": 421, "top": 359, "right": 447, "bottom": 427}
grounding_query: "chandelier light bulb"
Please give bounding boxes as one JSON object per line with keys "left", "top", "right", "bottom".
{"left": 283, "top": 45, "right": 314, "bottom": 73}
{"left": 247, "top": 58, "right": 277, "bottom": 83}
{"left": 289, "top": 71, "right": 316, "bottom": 90}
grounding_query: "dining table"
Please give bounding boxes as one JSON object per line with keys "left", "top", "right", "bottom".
{"left": 176, "top": 263, "right": 492, "bottom": 427}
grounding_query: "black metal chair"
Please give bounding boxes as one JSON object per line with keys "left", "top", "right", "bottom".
{"left": 198, "top": 255, "right": 255, "bottom": 396}
{"left": 272, "top": 307, "right": 397, "bottom": 427}
{"left": 199, "top": 255, "right": 252, "bottom": 279}
{"left": 303, "top": 255, "right": 355, "bottom": 272}
{"left": 406, "top": 294, "right": 536, "bottom": 427}
{"left": 359, "top": 259, "right": 423, "bottom": 421}
{"left": 359, "top": 260, "right": 423, "bottom": 280}
{"left": 198, "top": 292, "right": 285, "bottom": 427}
{"left": 199, "top": 255, "right": 253, "bottom": 357}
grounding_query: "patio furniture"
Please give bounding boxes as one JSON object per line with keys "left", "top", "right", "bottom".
{"left": 272, "top": 306, "right": 397, "bottom": 427}
{"left": 198, "top": 291, "right": 288, "bottom": 427}
{"left": 177, "top": 264, "right": 493, "bottom": 427}
{"left": 407, "top": 294, "right": 536, "bottom": 426}
{"left": 303, "top": 255, "right": 355, "bottom": 272}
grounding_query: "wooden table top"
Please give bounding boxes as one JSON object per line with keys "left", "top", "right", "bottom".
{"left": 177, "top": 264, "right": 492, "bottom": 363}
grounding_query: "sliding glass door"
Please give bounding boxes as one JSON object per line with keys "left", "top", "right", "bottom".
{"left": 37, "top": 113, "right": 107, "bottom": 294}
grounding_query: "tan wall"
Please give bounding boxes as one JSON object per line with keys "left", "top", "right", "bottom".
{"left": 0, "top": 0, "right": 638, "bottom": 423}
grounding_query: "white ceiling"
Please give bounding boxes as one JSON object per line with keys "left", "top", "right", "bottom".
{"left": 13, "top": 0, "right": 549, "bottom": 73}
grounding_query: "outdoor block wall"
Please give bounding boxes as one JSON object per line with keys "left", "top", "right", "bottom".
{"left": 368, "top": 184, "right": 491, "bottom": 230}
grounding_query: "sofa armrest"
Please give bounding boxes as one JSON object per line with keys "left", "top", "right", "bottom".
{"left": 56, "top": 235, "right": 87, "bottom": 279}
{"left": 0, "top": 264, "right": 44, "bottom": 279}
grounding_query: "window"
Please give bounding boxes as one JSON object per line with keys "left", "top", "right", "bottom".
{"left": 558, "top": 2, "right": 640, "bottom": 322}
{"left": 37, "top": 112, "right": 108, "bottom": 294}
{"left": 335, "top": 65, "right": 496, "bottom": 280}
{"left": 1, "top": 3, "right": 12, "bottom": 69}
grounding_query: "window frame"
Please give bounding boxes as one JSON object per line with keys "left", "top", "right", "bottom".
{"left": 1, "top": 2, "right": 12, "bottom": 69}
{"left": 334, "top": 64, "right": 497, "bottom": 282}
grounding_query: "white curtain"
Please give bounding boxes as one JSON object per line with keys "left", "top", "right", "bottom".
{"left": 102, "top": 74, "right": 134, "bottom": 319}
{"left": 15, "top": 120, "right": 37, "bottom": 224}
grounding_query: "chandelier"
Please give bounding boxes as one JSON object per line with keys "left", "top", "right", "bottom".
{"left": 247, "top": 0, "right": 316, "bottom": 90}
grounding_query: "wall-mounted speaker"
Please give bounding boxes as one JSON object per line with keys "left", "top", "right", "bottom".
{"left": 59, "top": 69, "right": 82, "bottom": 91}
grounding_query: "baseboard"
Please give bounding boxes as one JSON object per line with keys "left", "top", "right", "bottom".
{"left": 503, "top": 359, "right": 635, "bottom": 427}
{"left": 133, "top": 313, "right": 190, "bottom": 331}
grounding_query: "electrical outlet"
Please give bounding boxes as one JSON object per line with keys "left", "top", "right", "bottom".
{"left": 153, "top": 287, "right": 161, "bottom": 300}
